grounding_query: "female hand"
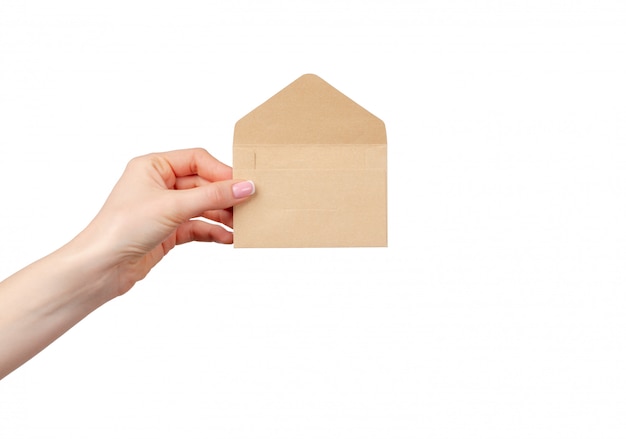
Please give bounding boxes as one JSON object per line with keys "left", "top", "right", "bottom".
{"left": 76, "top": 147, "right": 255, "bottom": 298}
{"left": 0, "top": 148, "right": 255, "bottom": 379}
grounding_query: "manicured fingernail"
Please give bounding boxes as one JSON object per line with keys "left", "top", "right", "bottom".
{"left": 232, "top": 180, "right": 255, "bottom": 198}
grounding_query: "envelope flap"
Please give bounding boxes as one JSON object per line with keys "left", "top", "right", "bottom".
{"left": 234, "top": 74, "right": 386, "bottom": 145}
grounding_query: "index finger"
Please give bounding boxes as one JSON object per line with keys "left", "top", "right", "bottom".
{"left": 157, "top": 148, "right": 233, "bottom": 182}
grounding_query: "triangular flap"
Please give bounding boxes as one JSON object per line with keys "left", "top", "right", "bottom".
{"left": 234, "top": 74, "right": 386, "bottom": 145}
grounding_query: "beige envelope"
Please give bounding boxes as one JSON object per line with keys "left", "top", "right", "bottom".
{"left": 232, "top": 74, "right": 387, "bottom": 248}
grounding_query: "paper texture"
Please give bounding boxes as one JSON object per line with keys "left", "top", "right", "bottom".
{"left": 233, "top": 74, "right": 387, "bottom": 248}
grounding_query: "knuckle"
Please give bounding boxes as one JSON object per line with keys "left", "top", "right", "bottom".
{"left": 204, "top": 184, "right": 228, "bottom": 208}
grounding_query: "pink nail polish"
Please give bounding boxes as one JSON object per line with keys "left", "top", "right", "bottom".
{"left": 232, "top": 180, "right": 256, "bottom": 198}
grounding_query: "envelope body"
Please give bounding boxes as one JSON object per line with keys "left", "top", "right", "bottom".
{"left": 233, "top": 74, "right": 387, "bottom": 248}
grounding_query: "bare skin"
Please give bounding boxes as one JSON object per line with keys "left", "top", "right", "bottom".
{"left": 0, "top": 148, "right": 255, "bottom": 380}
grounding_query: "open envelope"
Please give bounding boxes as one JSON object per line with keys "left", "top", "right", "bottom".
{"left": 233, "top": 74, "right": 387, "bottom": 248}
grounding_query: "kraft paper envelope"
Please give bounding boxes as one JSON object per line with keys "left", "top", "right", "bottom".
{"left": 233, "top": 74, "right": 387, "bottom": 248}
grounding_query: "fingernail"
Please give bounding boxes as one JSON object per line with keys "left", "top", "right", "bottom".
{"left": 232, "top": 180, "right": 255, "bottom": 199}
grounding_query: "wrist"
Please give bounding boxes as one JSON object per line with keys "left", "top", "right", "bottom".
{"left": 60, "top": 225, "right": 126, "bottom": 304}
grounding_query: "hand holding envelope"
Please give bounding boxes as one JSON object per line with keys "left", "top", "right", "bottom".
{"left": 233, "top": 74, "right": 387, "bottom": 248}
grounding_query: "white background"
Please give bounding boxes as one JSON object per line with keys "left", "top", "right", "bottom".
{"left": 1, "top": 1, "right": 625, "bottom": 438}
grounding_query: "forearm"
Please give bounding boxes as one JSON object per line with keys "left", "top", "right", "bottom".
{"left": 0, "top": 238, "right": 115, "bottom": 380}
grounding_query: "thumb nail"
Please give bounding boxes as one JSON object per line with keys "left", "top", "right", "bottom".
{"left": 232, "top": 180, "right": 256, "bottom": 199}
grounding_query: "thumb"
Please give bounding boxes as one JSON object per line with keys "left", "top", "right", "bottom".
{"left": 172, "top": 179, "right": 256, "bottom": 219}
